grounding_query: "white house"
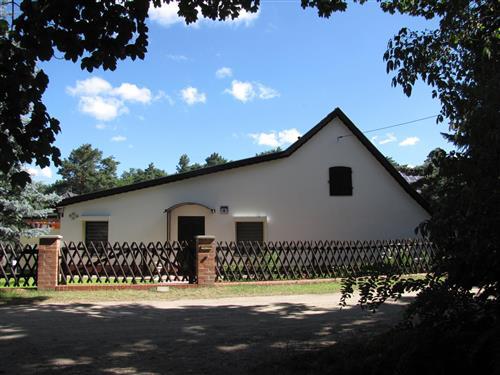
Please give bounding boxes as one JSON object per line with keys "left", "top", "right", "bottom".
{"left": 58, "top": 108, "right": 430, "bottom": 243}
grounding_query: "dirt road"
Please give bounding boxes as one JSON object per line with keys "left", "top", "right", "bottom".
{"left": 0, "top": 293, "right": 410, "bottom": 374}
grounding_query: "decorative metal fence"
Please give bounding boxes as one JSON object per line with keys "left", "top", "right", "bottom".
{"left": 59, "top": 241, "right": 196, "bottom": 284}
{"left": 0, "top": 243, "right": 38, "bottom": 287}
{"left": 216, "top": 239, "right": 436, "bottom": 282}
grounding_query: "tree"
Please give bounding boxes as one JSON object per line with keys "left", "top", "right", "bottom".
{"left": 1, "top": 1, "right": 61, "bottom": 188}
{"left": 405, "top": 148, "right": 447, "bottom": 208}
{"left": 0, "top": 165, "right": 60, "bottom": 242}
{"left": 386, "top": 156, "right": 398, "bottom": 169}
{"left": 255, "top": 147, "right": 283, "bottom": 156}
{"left": 0, "top": 0, "right": 260, "bottom": 187}
{"left": 52, "top": 144, "right": 119, "bottom": 195}
{"left": 119, "top": 162, "right": 167, "bottom": 185}
{"left": 176, "top": 154, "right": 192, "bottom": 174}
{"left": 175, "top": 153, "right": 226, "bottom": 173}
{"left": 387, "top": 148, "right": 447, "bottom": 207}
{"left": 204, "top": 152, "right": 228, "bottom": 167}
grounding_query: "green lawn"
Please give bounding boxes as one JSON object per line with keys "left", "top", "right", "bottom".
{"left": 0, "top": 281, "right": 342, "bottom": 304}
{"left": 0, "top": 277, "right": 36, "bottom": 288}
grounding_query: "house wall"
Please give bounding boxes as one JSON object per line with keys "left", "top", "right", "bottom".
{"left": 60, "top": 117, "right": 430, "bottom": 242}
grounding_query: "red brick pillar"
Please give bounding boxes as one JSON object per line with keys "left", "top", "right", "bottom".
{"left": 37, "top": 235, "right": 62, "bottom": 290}
{"left": 195, "top": 235, "right": 216, "bottom": 286}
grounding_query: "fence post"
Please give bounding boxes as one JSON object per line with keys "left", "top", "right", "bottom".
{"left": 195, "top": 235, "right": 216, "bottom": 286}
{"left": 37, "top": 235, "right": 62, "bottom": 290}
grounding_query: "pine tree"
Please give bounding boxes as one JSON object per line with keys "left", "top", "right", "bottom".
{"left": 0, "top": 166, "right": 60, "bottom": 242}
{"left": 53, "top": 144, "right": 119, "bottom": 195}
{"left": 204, "top": 153, "right": 228, "bottom": 167}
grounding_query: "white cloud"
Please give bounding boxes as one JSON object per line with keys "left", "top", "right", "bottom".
{"left": 67, "top": 77, "right": 154, "bottom": 121}
{"left": 216, "top": 67, "right": 233, "bottom": 79}
{"left": 379, "top": 133, "right": 397, "bottom": 145}
{"left": 95, "top": 123, "right": 107, "bottom": 130}
{"left": 149, "top": 3, "right": 259, "bottom": 28}
{"left": 225, "top": 80, "right": 255, "bottom": 102}
{"left": 399, "top": 136, "right": 420, "bottom": 146}
{"left": 227, "top": 10, "right": 259, "bottom": 26}
{"left": 111, "top": 83, "right": 152, "bottom": 104}
{"left": 79, "top": 96, "right": 127, "bottom": 121}
{"left": 250, "top": 128, "right": 302, "bottom": 147}
{"left": 67, "top": 76, "right": 112, "bottom": 96}
{"left": 166, "top": 54, "right": 188, "bottom": 61}
{"left": 180, "top": 86, "right": 207, "bottom": 105}
{"left": 371, "top": 133, "right": 397, "bottom": 145}
{"left": 277, "top": 129, "right": 301, "bottom": 144}
{"left": 225, "top": 80, "right": 279, "bottom": 102}
{"left": 149, "top": 3, "right": 183, "bottom": 27}
{"left": 68, "top": 77, "right": 152, "bottom": 104}
{"left": 25, "top": 166, "right": 53, "bottom": 179}
{"left": 250, "top": 132, "right": 279, "bottom": 147}
{"left": 154, "top": 90, "right": 175, "bottom": 105}
{"left": 257, "top": 83, "right": 280, "bottom": 99}
{"left": 111, "top": 135, "right": 127, "bottom": 142}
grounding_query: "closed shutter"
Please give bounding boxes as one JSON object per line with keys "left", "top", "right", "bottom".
{"left": 236, "top": 222, "right": 264, "bottom": 242}
{"left": 85, "top": 221, "right": 109, "bottom": 243}
{"left": 329, "top": 166, "right": 353, "bottom": 196}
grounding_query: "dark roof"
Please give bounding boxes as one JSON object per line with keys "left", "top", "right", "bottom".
{"left": 59, "top": 108, "right": 430, "bottom": 213}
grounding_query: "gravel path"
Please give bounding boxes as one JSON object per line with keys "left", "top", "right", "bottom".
{"left": 0, "top": 293, "right": 411, "bottom": 374}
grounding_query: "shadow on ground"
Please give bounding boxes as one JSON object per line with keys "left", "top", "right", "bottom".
{"left": 0, "top": 295, "right": 412, "bottom": 374}
{"left": 0, "top": 290, "right": 47, "bottom": 306}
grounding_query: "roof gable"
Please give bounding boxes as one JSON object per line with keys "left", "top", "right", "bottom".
{"left": 59, "top": 108, "right": 430, "bottom": 213}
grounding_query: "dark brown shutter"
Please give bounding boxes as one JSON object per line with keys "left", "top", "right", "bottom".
{"left": 236, "top": 222, "right": 264, "bottom": 242}
{"left": 85, "top": 221, "right": 109, "bottom": 243}
{"left": 329, "top": 166, "right": 353, "bottom": 196}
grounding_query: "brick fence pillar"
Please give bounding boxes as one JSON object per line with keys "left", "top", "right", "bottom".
{"left": 195, "top": 235, "right": 216, "bottom": 286}
{"left": 37, "top": 235, "right": 62, "bottom": 290}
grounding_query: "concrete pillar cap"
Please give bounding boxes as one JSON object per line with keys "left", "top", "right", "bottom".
{"left": 195, "top": 235, "right": 215, "bottom": 240}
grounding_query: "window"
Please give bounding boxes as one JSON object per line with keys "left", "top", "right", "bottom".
{"left": 329, "top": 166, "right": 353, "bottom": 196}
{"left": 85, "top": 221, "right": 109, "bottom": 244}
{"left": 236, "top": 222, "right": 264, "bottom": 243}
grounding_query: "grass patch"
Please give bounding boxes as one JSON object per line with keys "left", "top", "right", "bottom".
{"left": 0, "top": 281, "right": 342, "bottom": 304}
{"left": 0, "top": 277, "right": 36, "bottom": 288}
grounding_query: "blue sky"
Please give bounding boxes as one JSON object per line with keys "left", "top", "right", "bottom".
{"left": 30, "top": 1, "right": 451, "bottom": 182}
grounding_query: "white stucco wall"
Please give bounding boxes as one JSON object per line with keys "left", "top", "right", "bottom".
{"left": 60, "top": 117, "right": 430, "bottom": 242}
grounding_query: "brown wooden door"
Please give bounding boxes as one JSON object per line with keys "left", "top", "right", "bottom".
{"left": 177, "top": 216, "right": 205, "bottom": 283}
{"left": 178, "top": 216, "right": 205, "bottom": 242}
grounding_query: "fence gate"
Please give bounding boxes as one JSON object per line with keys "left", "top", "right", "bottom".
{"left": 0, "top": 243, "right": 38, "bottom": 287}
{"left": 59, "top": 241, "right": 196, "bottom": 284}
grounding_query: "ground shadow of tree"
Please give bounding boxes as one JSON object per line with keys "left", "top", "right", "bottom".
{"left": 0, "top": 296, "right": 412, "bottom": 374}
